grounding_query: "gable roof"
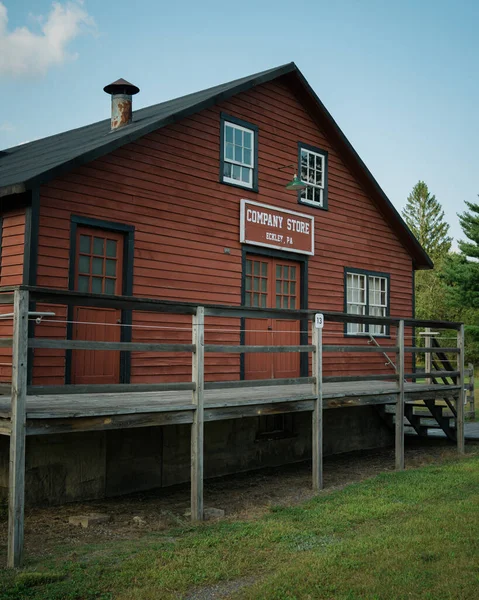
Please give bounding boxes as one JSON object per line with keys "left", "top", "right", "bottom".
{"left": 0, "top": 62, "right": 432, "bottom": 269}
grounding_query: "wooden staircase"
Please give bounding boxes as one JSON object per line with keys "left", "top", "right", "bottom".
{"left": 377, "top": 402, "right": 456, "bottom": 441}
{"left": 370, "top": 333, "right": 467, "bottom": 442}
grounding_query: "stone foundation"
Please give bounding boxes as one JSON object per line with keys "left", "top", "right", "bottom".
{"left": 0, "top": 407, "right": 393, "bottom": 506}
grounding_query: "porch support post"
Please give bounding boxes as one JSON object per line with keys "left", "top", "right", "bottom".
{"left": 312, "top": 318, "right": 323, "bottom": 490}
{"left": 395, "top": 319, "right": 405, "bottom": 470}
{"left": 457, "top": 324, "right": 465, "bottom": 454}
{"left": 7, "top": 289, "right": 29, "bottom": 568}
{"left": 191, "top": 306, "right": 205, "bottom": 521}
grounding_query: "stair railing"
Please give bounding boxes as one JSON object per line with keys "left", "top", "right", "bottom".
{"left": 367, "top": 334, "right": 407, "bottom": 382}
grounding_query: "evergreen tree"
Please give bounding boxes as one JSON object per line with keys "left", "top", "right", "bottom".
{"left": 441, "top": 198, "right": 479, "bottom": 364}
{"left": 442, "top": 199, "right": 479, "bottom": 309}
{"left": 402, "top": 181, "right": 452, "bottom": 260}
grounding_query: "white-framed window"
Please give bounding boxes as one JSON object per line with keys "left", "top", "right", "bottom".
{"left": 299, "top": 146, "right": 327, "bottom": 208}
{"left": 346, "top": 270, "right": 389, "bottom": 336}
{"left": 222, "top": 119, "right": 256, "bottom": 189}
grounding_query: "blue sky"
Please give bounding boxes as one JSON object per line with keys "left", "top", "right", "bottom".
{"left": 1, "top": 0, "right": 477, "bottom": 244}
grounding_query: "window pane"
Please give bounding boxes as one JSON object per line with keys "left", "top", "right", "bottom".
{"left": 283, "top": 297, "right": 288, "bottom": 308}
{"left": 243, "top": 149, "right": 252, "bottom": 165}
{"left": 283, "top": 281, "right": 289, "bottom": 293}
{"left": 78, "top": 256, "right": 90, "bottom": 274}
{"left": 309, "top": 153, "right": 315, "bottom": 169}
{"left": 291, "top": 297, "right": 296, "bottom": 309}
{"left": 232, "top": 164, "right": 241, "bottom": 180}
{"left": 291, "top": 282, "right": 296, "bottom": 295}
{"left": 93, "top": 238, "right": 104, "bottom": 255}
{"left": 261, "top": 278, "right": 267, "bottom": 292}
{"left": 92, "top": 277, "right": 102, "bottom": 293}
{"left": 276, "top": 281, "right": 281, "bottom": 294}
{"left": 104, "top": 279, "right": 116, "bottom": 294}
{"left": 254, "top": 261, "right": 260, "bottom": 275}
{"left": 79, "top": 235, "right": 90, "bottom": 254}
{"left": 226, "top": 125, "right": 234, "bottom": 143}
{"left": 106, "top": 240, "right": 117, "bottom": 258}
{"left": 246, "top": 260, "right": 252, "bottom": 275}
{"left": 276, "top": 265, "right": 281, "bottom": 278}
{"left": 225, "top": 143, "right": 234, "bottom": 160}
{"left": 283, "top": 266, "right": 289, "bottom": 278}
{"left": 234, "top": 127, "right": 242, "bottom": 145}
{"left": 276, "top": 296, "right": 281, "bottom": 308}
{"left": 243, "top": 131, "right": 252, "bottom": 149}
{"left": 253, "top": 278, "right": 259, "bottom": 291}
{"left": 314, "top": 188, "right": 322, "bottom": 205}
{"left": 245, "top": 293, "right": 251, "bottom": 307}
{"left": 261, "top": 262, "right": 267, "bottom": 276}
{"left": 223, "top": 162, "right": 232, "bottom": 178}
{"left": 241, "top": 167, "right": 250, "bottom": 183}
{"left": 253, "top": 293, "right": 259, "bottom": 307}
{"left": 261, "top": 295, "right": 266, "bottom": 308}
{"left": 234, "top": 146, "right": 243, "bottom": 162}
{"left": 77, "top": 275, "right": 89, "bottom": 292}
{"left": 245, "top": 277, "right": 251, "bottom": 291}
{"left": 92, "top": 257, "right": 103, "bottom": 275}
{"left": 105, "top": 259, "right": 116, "bottom": 277}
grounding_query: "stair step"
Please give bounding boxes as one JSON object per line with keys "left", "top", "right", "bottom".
{"left": 390, "top": 416, "right": 456, "bottom": 429}
{"left": 419, "top": 417, "right": 455, "bottom": 428}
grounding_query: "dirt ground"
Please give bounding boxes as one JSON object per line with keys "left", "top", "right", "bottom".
{"left": 0, "top": 438, "right": 476, "bottom": 563}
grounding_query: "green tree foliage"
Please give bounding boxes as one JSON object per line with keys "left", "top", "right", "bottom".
{"left": 441, "top": 199, "right": 479, "bottom": 364}
{"left": 402, "top": 181, "right": 452, "bottom": 260}
{"left": 441, "top": 200, "right": 479, "bottom": 309}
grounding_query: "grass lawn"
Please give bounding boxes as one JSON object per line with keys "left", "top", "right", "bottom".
{"left": 1, "top": 454, "right": 478, "bottom": 600}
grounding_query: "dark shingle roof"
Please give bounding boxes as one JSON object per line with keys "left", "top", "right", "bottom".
{"left": 0, "top": 62, "right": 432, "bottom": 269}
{"left": 0, "top": 64, "right": 293, "bottom": 196}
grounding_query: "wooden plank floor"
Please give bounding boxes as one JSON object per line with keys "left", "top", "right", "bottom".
{"left": 0, "top": 381, "right": 461, "bottom": 420}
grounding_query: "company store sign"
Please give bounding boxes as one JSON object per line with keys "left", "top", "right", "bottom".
{"left": 240, "top": 199, "right": 314, "bottom": 255}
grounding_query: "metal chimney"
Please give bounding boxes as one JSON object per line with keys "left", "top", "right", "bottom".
{"left": 103, "top": 78, "right": 140, "bottom": 131}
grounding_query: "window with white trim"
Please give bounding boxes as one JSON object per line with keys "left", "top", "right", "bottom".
{"left": 346, "top": 271, "right": 389, "bottom": 335}
{"left": 299, "top": 146, "right": 327, "bottom": 208}
{"left": 222, "top": 120, "right": 255, "bottom": 189}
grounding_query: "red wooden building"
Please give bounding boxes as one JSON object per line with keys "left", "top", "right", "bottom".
{"left": 1, "top": 63, "right": 459, "bottom": 520}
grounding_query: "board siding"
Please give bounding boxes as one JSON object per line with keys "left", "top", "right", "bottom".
{"left": 33, "top": 78, "right": 413, "bottom": 385}
{"left": 0, "top": 209, "right": 27, "bottom": 382}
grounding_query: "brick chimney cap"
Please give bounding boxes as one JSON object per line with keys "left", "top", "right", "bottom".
{"left": 103, "top": 78, "right": 140, "bottom": 96}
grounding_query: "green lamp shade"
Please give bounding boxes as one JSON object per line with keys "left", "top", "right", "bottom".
{"left": 285, "top": 173, "right": 306, "bottom": 191}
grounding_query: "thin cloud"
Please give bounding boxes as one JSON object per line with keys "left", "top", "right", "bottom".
{"left": 0, "top": 1, "right": 95, "bottom": 77}
{"left": 0, "top": 121, "right": 15, "bottom": 132}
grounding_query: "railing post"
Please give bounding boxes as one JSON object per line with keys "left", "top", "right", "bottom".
{"left": 457, "top": 324, "right": 465, "bottom": 454}
{"left": 191, "top": 306, "right": 205, "bottom": 521}
{"left": 395, "top": 320, "right": 405, "bottom": 470}
{"left": 467, "top": 363, "right": 474, "bottom": 419}
{"left": 7, "top": 289, "right": 29, "bottom": 568}
{"left": 424, "top": 327, "right": 432, "bottom": 384}
{"left": 312, "top": 316, "right": 323, "bottom": 491}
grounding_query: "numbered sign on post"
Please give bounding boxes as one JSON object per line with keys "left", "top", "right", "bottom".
{"left": 315, "top": 313, "right": 324, "bottom": 329}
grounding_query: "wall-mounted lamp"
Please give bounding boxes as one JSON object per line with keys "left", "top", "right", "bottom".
{"left": 278, "top": 163, "right": 306, "bottom": 191}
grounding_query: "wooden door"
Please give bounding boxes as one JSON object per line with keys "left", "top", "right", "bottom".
{"left": 244, "top": 256, "right": 301, "bottom": 380}
{"left": 71, "top": 227, "right": 124, "bottom": 385}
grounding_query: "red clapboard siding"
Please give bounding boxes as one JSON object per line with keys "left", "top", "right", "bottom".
{"left": 0, "top": 209, "right": 26, "bottom": 381}
{"left": 33, "top": 77, "right": 413, "bottom": 385}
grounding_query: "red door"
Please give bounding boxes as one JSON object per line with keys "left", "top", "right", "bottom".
{"left": 71, "top": 227, "right": 124, "bottom": 385}
{"left": 244, "top": 256, "right": 301, "bottom": 380}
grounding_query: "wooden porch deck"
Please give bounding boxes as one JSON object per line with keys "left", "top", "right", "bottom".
{"left": 0, "top": 286, "right": 468, "bottom": 567}
{"left": 0, "top": 381, "right": 461, "bottom": 436}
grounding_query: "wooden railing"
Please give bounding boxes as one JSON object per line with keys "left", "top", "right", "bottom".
{"left": 0, "top": 285, "right": 467, "bottom": 568}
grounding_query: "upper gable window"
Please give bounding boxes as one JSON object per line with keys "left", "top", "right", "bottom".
{"left": 220, "top": 114, "right": 258, "bottom": 191}
{"left": 298, "top": 143, "right": 328, "bottom": 210}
